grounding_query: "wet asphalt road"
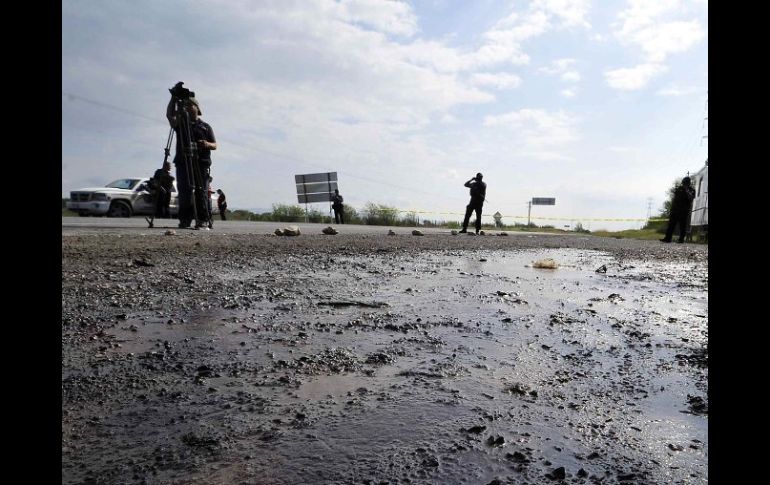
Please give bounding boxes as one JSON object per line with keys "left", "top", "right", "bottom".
{"left": 62, "top": 222, "right": 707, "bottom": 484}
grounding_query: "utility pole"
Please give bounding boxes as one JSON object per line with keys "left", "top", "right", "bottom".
{"left": 645, "top": 197, "right": 653, "bottom": 229}
{"left": 527, "top": 201, "right": 532, "bottom": 226}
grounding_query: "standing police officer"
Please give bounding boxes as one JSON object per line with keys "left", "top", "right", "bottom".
{"left": 459, "top": 173, "right": 486, "bottom": 234}
{"left": 332, "top": 189, "right": 345, "bottom": 224}
{"left": 661, "top": 176, "right": 696, "bottom": 243}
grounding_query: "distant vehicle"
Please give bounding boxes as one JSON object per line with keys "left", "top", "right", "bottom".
{"left": 689, "top": 160, "right": 708, "bottom": 241}
{"left": 67, "top": 177, "right": 217, "bottom": 218}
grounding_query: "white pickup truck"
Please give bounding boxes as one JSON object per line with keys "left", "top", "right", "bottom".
{"left": 67, "top": 177, "right": 217, "bottom": 218}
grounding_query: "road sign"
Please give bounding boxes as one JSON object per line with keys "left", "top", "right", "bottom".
{"left": 295, "top": 172, "right": 337, "bottom": 184}
{"left": 532, "top": 197, "right": 555, "bottom": 205}
{"left": 295, "top": 172, "right": 337, "bottom": 205}
{"left": 296, "top": 181, "right": 338, "bottom": 195}
{"left": 298, "top": 193, "right": 334, "bottom": 204}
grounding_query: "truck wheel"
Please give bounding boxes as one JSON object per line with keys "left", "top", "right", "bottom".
{"left": 107, "top": 201, "right": 132, "bottom": 218}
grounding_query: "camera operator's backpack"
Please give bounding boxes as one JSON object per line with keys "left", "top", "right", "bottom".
{"left": 146, "top": 176, "right": 159, "bottom": 195}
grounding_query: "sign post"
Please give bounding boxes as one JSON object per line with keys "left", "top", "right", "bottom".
{"left": 529, "top": 197, "right": 556, "bottom": 226}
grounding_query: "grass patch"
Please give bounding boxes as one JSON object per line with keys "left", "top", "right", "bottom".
{"left": 591, "top": 229, "right": 663, "bottom": 240}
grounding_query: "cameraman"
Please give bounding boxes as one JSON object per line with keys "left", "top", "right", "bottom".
{"left": 166, "top": 85, "right": 217, "bottom": 229}
{"left": 459, "top": 173, "right": 486, "bottom": 234}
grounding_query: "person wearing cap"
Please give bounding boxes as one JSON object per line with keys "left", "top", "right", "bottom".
{"left": 661, "top": 176, "right": 696, "bottom": 243}
{"left": 459, "top": 173, "right": 487, "bottom": 234}
{"left": 166, "top": 92, "right": 217, "bottom": 229}
{"left": 216, "top": 189, "right": 228, "bottom": 221}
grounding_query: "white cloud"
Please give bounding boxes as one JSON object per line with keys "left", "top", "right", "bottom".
{"left": 540, "top": 59, "right": 580, "bottom": 84}
{"left": 560, "top": 88, "right": 576, "bottom": 98}
{"left": 656, "top": 85, "right": 700, "bottom": 96}
{"left": 613, "top": 0, "right": 706, "bottom": 63}
{"left": 334, "top": 0, "right": 419, "bottom": 36}
{"left": 532, "top": 0, "right": 592, "bottom": 29}
{"left": 484, "top": 108, "right": 579, "bottom": 145}
{"left": 470, "top": 72, "right": 523, "bottom": 89}
{"left": 604, "top": 63, "right": 667, "bottom": 90}
{"left": 467, "top": 1, "right": 590, "bottom": 70}
{"left": 630, "top": 20, "right": 705, "bottom": 63}
{"left": 539, "top": 58, "right": 577, "bottom": 74}
{"left": 615, "top": 0, "right": 679, "bottom": 37}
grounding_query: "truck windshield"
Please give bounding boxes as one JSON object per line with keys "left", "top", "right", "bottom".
{"left": 105, "top": 179, "right": 141, "bottom": 190}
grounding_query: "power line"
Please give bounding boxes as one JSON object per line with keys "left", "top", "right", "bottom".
{"left": 62, "top": 90, "right": 462, "bottom": 205}
{"left": 62, "top": 91, "right": 163, "bottom": 124}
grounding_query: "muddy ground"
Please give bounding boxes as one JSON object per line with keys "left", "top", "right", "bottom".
{"left": 62, "top": 232, "right": 708, "bottom": 484}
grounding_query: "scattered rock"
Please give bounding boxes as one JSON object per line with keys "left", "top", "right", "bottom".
{"left": 322, "top": 226, "right": 338, "bottom": 235}
{"left": 533, "top": 259, "right": 558, "bottom": 269}
{"left": 486, "top": 435, "right": 505, "bottom": 447}
{"left": 412, "top": 230, "right": 424, "bottom": 236}
{"left": 545, "top": 466, "right": 566, "bottom": 480}
{"left": 282, "top": 226, "right": 301, "bottom": 236}
{"left": 465, "top": 425, "right": 486, "bottom": 434}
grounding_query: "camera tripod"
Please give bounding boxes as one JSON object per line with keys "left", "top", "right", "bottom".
{"left": 156, "top": 82, "right": 213, "bottom": 230}
{"left": 145, "top": 130, "right": 175, "bottom": 229}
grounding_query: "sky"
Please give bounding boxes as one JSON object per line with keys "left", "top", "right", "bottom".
{"left": 62, "top": 0, "right": 708, "bottom": 230}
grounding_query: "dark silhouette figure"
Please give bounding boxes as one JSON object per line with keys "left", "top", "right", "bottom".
{"left": 661, "top": 176, "right": 696, "bottom": 243}
{"left": 152, "top": 161, "right": 175, "bottom": 219}
{"left": 332, "top": 189, "right": 345, "bottom": 224}
{"left": 217, "top": 189, "right": 227, "bottom": 220}
{"left": 167, "top": 91, "right": 217, "bottom": 230}
{"left": 459, "top": 173, "right": 486, "bottom": 234}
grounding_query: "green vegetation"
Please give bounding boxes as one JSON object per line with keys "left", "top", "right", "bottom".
{"left": 590, "top": 228, "right": 666, "bottom": 240}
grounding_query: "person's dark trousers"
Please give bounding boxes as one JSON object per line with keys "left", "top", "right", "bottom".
{"left": 155, "top": 191, "right": 171, "bottom": 218}
{"left": 334, "top": 209, "right": 344, "bottom": 224}
{"left": 175, "top": 161, "right": 193, "bottom": 226}
{"left": 194, "top": 179, "right": 211, "bottom": 226}
{"left": 663, "top": 212, "right": 688, "bottom": 243}
{"left": 218, "top": 205, "right": 227, "bottom": 221}
{"left": 462, "top": 204, "right": 483, "bottom": 233}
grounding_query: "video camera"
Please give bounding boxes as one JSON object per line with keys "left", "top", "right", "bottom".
{"left": 169, "top": 81, "right": 195, "bottom": 100}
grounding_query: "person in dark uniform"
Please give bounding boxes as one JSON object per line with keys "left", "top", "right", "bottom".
{"left": 661, "top": 176, "right": 696, "bottom": 243}
{"left": 332, "top": 189, "right": 345, "bottom": 224}
{"left": 459, "top": 173, "right": 487, "bottom": 234}
{"left": 166, "top": 88, "right": 217, "bottom": 230}
{"left": 152, "top": 161, "right": 175, "bottom": 219}
{"left": 216, "top": 189, "right": 227, "bottom": 221}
